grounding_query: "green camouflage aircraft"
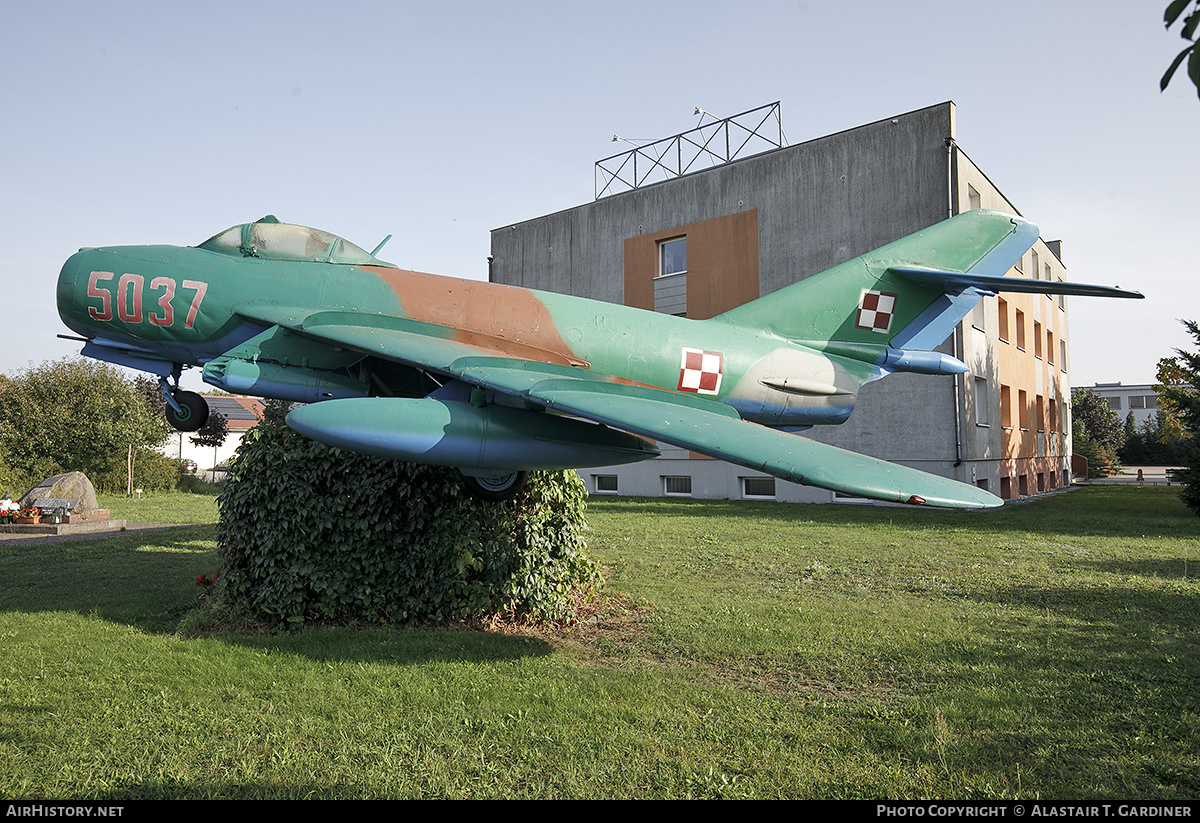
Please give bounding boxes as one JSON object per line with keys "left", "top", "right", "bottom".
{"left": 55, "top": 209, "right": 1140, "bottom": 506}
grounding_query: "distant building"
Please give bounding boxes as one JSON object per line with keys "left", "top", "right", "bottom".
{"left": 1084, "top": 383, "right": 1161, "bottom": 428}
{"left": 163, "top": 395, "right": 264, "bottom": 474}
{"left": 490, "top": 102, "right": 1076, "bottom": 501}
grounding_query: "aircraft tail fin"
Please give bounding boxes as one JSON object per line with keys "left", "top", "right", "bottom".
{"left": 714, "top": 209, "right": 1140, "bottom": 375}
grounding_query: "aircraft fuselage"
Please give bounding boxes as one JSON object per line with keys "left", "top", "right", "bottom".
{"left": 56, "top": 244, "right": 865, "bottom": 428}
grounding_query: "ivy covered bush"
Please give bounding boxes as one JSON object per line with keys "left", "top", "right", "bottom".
{"left": 215, "top": 415, "right": 596, "bottom": 627}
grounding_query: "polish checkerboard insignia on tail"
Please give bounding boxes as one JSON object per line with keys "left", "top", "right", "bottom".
{"left": 856, "top": 290, "right": 897, "bottom": 333}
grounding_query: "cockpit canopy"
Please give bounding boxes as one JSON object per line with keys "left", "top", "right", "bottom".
{"left": 198, "top": 215, "right": 392, "bottom": 266}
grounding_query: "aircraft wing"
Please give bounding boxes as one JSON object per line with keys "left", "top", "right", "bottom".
{"left": 458, "top": 360, "right": 1000, "bottom": 508}
{"left": 239, "top": 308, "right": 1002, "bottom": 509}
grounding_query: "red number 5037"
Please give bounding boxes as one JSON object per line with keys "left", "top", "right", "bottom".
{"left": 87, "top": 272, "right": 208, "bottom": 329}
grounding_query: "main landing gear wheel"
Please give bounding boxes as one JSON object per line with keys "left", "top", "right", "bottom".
{"left": 166, "top": 390, "right": 210, "bottom": 432}
{"left": 461, "top": 470, "right": 529, "bottom": 502}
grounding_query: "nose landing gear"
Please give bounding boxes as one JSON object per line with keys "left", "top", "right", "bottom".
{"left": 159, "top": 372, "right": 210, "bottom": 432}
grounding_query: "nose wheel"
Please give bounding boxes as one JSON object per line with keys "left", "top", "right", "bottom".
{"left": 158, "top": 373, "right": 210, "bottom": 432}
{"left": 166, "top": 390, "right": 210, "bottom": 432}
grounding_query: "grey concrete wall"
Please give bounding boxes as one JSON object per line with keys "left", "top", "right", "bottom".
{"left": 491, "top": 102, "right": 955, "bottom": 302}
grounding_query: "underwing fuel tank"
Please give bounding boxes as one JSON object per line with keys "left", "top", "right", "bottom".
{"left": 285, "top": 397, "right": 661, "bottom": 470}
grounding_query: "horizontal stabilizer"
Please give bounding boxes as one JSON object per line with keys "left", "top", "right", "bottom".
{"left": 890, "top": 266, "right": 1144, "bottom": 299}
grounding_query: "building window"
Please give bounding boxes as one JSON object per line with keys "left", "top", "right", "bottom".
{"left": 974, "top": 376, "right": 989, "bottom": 425}
{"left": 593, "top": 474, "right": 618, "bottom": 494}
{"left": 1001, "top": 384, "right": 1012, "bottom": 428}
{"left": 1060, "top": 339, "right": 1068, "bottom": 371}
{"left": 659, "top": 237, "right": 687, "bottom": 276}
{"left": 1047, "top": 331, "right": 1055, "bottom": 365}
{"left": 1019, "top": 389, "right": 1029, "bottom": 430}
{"left": 663, "top": 475, "right": 692, "bottom": 496}
{"left": 655, "top": 237, "right": 688, "bottom": 316}
{"left": 1130, "top": 395, "right": 1157, "bottom": 410}
{"left": 968, "top": 185, "right": 981, "bottom": 211}
{"left": 972, "top": 299, "right": 985, "bottom": 330}
{"left": 1014, "top": 254, "right": 1023, "bottom": 274}
{"left": 998, "top": 298, "right": 1009, "bottom": 341}
{"left": 1034, "top": 320, "right": 1043, "bottom": 359}
{"left": 742, "top": 476, "right": 776, "bottom": 498}
{"left": 1031, "top": 250, "right": 1039, "bottom": 280}
{"left": 1015, "top": 309, "right": 1026, "bottom": 350}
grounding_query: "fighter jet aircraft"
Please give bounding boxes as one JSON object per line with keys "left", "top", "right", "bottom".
{"left": 55, "top": 210, "right": 1140, "bottom": 507}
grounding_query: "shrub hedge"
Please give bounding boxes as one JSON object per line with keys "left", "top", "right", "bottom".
{"left": 215, "top": 416, "right": 597, "bottom": 627}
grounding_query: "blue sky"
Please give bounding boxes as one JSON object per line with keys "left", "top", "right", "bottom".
{"left": 2, "top": 0, "right": 1196, "bottom": 391}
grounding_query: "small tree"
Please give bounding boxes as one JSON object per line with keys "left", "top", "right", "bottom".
{"left": 1160, "top": 320, "right": 1200, "bottom": 514}
{"left": 189, "top": 411, "right": 228, "bottom": 473}
{"left": 1071, "top": 388, "right": 1125, "bottom": 477}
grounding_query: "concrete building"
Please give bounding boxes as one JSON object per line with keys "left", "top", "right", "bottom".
{"left": 1085, "top": 383, "right": 1161, "bottom": 428}
{"left": 489, "top": 102, "right": 1075, "bottom": 502}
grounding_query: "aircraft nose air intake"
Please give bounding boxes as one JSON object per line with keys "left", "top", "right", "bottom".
{"left": 56, "top": 250, "right": 93, "bottom": 327}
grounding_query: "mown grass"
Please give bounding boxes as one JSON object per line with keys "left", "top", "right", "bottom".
{"left": 1, "top": 486, "right": 1197, "bottom": 798}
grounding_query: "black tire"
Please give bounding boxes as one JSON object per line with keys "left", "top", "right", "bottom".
{"left": 166, "top": 391, "right": 209, "bottom": 432}
{"left": 461, "top": 470, "right": 529, "bottom": 502}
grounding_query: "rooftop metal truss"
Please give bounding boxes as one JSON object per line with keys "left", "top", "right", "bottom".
{"left": 595, "top": 102, "right": 787, "bottom": 199}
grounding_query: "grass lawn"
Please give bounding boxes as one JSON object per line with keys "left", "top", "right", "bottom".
{"left": 1, "top": 486, "right": 1197, "bottom": 799}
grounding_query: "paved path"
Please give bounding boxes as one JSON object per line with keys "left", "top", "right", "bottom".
{"left": 1075, "top": 466, "right": 1183, "bottom": 486}
{"left": 0, "top": 522, "right": 196, "bottom": 546}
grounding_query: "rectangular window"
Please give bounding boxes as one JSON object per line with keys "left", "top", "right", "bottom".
{"left": 1001, "top": 384, "right": 1012, "bottom": 428}
{"left": 1060, "top": 339, "right": 1068, "bottom": 371}
{"left": 742, "top": 477, "right": 776, "bottom": 498}
{"left": 663, "top": 476, "right": 692, "bottom": 496}
{"left": 974, "top": 376, "right": 989, "bottom": 425}
{"left": 1034, "top": 320, "right": 1043, "bottom": 359}
{"left": 1031, "top": 250, "right": 1039, "bottom": 280}
{"left": 1019, "top": 389, "right": 1029, "bottom": 429}
{"left": 972, "top": 299, "right": 985, "bottom": 330}
{"left": 592, "top": 474, "right": 618, "bottom": 493}
{"left": 1047, "top": 331, "right": 1055, "bottom": 365}
{"left": 968, "top": 185, "right": 981, "bottom": 211}
{"left": 1104, "top": 396, "right": 1121, "bottom": 411}
{"left": 655, "top": 237, "right": 688, "bottom": 316}
{"left": 659, "top": 237, "right": 687, "bottom": 276}
{"left": 1015, "top": 309, "right": 1026, "bottom": 350}
{"left": 998, "top": 298, "right": 1009, "bottom": 342}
